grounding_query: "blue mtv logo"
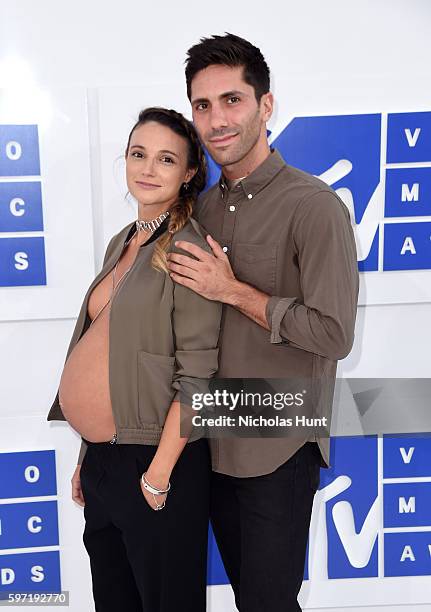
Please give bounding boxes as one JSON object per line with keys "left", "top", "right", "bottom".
{"left": 307, "top": 437, "right": 379, "bottom": 580}
{"left": 272, "top": 111, "right": 431, "bottom": 272}
{"left": 208, "top": 436, "right": 431, "bottom": 585}
{"left": 306, "top": 435, "right": 431, "bottom": 581}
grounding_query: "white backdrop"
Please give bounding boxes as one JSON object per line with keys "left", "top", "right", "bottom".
{"left": 0, "top": 88, "right": 95, "bottom": 320}
{"left": 1, "top": 1, "right": 430, "bottom": 611}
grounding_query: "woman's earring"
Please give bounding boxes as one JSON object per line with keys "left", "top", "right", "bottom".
{"left": 182, "top": 182, "right": 189, "bottom": 191}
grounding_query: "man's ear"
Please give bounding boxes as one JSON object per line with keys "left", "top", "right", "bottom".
{"left": 261, "top": 92, "right": 274, "bottom": 122}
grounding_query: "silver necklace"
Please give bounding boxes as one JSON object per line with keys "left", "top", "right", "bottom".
{"left": 136, "top": 210, "right": 169, "bottom": 233}
{"left": 90, "top": 259, "right": 131, "bottom": 326}
{"left": 90, "top": 212, "right": 169, "bottom": 326}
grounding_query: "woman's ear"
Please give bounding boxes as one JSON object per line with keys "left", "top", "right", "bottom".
{"left": 184, "top": 167, "right": 198, "bottom": 184}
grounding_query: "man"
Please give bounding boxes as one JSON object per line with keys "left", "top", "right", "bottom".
{"left": 167, "top": 33, "right": 359, "bottom": 611}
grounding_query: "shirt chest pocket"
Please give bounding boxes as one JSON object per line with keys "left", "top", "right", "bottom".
{"left": 233, "top": 243, "right": 277, "bottom": 295}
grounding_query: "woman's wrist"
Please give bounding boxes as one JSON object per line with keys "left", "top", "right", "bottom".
{"left": 145, "top": 464, "right": 172, "bottom": 488}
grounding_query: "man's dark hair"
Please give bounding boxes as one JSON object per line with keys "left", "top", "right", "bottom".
{"left": 185, "top": 33, "right": 270, "bottom": 103}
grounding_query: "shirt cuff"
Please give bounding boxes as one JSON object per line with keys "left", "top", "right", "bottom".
{"left": 265, "top": 296, "right": 298, "bottom": 344}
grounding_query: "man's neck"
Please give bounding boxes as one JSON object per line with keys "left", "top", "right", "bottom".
{"left": 222, "top": 139, "right": 271, "bottom": 181}
{"left": 224, "top": 175, "right": 246, "bottom": 190}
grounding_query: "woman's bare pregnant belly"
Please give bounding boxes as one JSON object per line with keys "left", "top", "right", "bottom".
{"left": 58, "top": 304, "right": 117, "bottom": 442}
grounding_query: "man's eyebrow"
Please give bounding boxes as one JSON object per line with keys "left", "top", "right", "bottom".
{"left": 191, "top": 97, "right": 209, "bottom": 106}
{"left": 129, "top": 145, "right": 179, "bottom": 158}
{"left": 191, "top": 90, "right": 246, "bottom": 105}
{"left": 221, "top": 90, "right": 245, "bottom": 99}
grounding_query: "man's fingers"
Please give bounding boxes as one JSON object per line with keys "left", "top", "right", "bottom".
{"left": 168, "top": 262, "right": 199, "bottom": 280}
{"left": 167, "top": 252, "right": 201, "bottom": 271}
{"left": 174, "top": 240, "right": 209, "bottom": 261}
{"left": 206, "top": 234, "right": 226, "bottom": 258}
{"left": 169, "top": 272, "right": 198, "bottom": 290}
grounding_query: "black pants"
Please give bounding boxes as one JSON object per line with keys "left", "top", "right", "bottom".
{"left": 210, "top": 442, "right": 321, "bottom": 612}
{"left": 79, "top": 437, "right": 211, "bottom": 612}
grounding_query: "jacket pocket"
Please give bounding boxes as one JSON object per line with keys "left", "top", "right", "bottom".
{"left": 137, "top": 350, "right": 176, "bottom": 428}
{"left": 234, "top": 243, "right": 277, "bottom": 295}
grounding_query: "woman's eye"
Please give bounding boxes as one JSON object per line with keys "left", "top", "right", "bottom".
{"left": 131, "top": 151, "right": 143, "bottom": 158}
{"left": 161, "top": 156, "right": 174, "bottom": 164}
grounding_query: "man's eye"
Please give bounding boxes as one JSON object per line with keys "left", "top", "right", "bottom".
{"left": 227, "top": 96, "right": 240, "bottom": 104}
{"left": 196, "top": 103, "right": 207, "bottom": 111}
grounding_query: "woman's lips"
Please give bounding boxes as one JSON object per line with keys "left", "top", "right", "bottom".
{"left": 135, "top": 181, "right": 161, "bottom": 189}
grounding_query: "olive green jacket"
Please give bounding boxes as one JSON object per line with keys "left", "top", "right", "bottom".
{"left": 47, "top": 218, "right": 222, "bottom": 463}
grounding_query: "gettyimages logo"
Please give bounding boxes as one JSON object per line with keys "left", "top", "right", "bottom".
{"left": 191, "top": 387, "right": 306, "bottom": 410}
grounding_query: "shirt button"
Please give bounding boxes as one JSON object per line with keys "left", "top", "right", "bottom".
{"left": 247, "top": 193, "right": 253, "bottom": 200}
{"left": 229, "top": 205, "right": 236, "bottom": 212}
{"left": 222, "top": 246, "right": 228, "bottom": 253}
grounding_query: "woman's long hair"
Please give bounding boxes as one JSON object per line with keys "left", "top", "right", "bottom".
{"left": 125, "top": 107, "right": 207, "bottom": 272}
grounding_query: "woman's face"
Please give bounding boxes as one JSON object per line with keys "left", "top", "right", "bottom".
{"left": 126, "top": 121, "right": 195, "bottom": 212}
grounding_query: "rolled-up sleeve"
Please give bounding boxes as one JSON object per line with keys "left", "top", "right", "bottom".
{"left": 265, "top": 190, "right": 359, "bottom": 360}
{"left": 171, "top": 251, "right": 222, "bottom": 402}
{"left": 77, "top": 439, "right": 88, "bottom": 465}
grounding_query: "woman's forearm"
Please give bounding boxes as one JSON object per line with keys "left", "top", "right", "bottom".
{"left": 145, "top": 400, "right": 189, "bottom": 487}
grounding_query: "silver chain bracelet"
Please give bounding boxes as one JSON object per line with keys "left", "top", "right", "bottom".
{"left": 141, "top": 472, "right": 171, "bottom": 495}
{"left": 141, "top": 472, "right": 171, "bottom": 511}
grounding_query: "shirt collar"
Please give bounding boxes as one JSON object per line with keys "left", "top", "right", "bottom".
{"left": 218, "top": 148, "right": 286, "bottom": 200}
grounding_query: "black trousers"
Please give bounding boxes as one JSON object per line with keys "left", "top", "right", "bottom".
{"left": 79, "top": 437, "right": 211, "bottom": 612}
{"left": 210, "top": 442, "right": 321, "bottom": 612}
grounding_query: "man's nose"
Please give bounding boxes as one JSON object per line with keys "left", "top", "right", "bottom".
{"left": 209, "top": 104, "right": 229, "bottom": 131}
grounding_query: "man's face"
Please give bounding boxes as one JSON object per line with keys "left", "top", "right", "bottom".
{"left": 190, "top": 64, "right": 267, "bottom": 168}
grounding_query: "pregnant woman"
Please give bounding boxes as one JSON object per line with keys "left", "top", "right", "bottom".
{"left": 47, "top": 107, "right": 222, "bottom": 612}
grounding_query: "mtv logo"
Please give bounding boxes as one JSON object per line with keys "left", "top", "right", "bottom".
{"left": 208, "top": 435, "right": 431, "bottom": 586}
{"left": 306, "top": 435, "right": 431, "bottom": 581}
{"left": 383, "top": 436, "right": 431, "bottom": 578}
{"left": 271, "top": 111, "right": 431, "bottom": 273}
{"left": 307, "top": 437, "right": 379, "bottom": 580}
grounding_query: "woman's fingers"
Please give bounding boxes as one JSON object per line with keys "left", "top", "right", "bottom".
{"left": 140, "top": 480, "right": 168, "bottom": 510}
{"left": 71, "top": 466, "right": 85, "bottom": 507}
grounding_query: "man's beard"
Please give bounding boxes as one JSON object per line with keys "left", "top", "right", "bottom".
{"left": 206, "top": 110, "right": 261, "bottom": 167}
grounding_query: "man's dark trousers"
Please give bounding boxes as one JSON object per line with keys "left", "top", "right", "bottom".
{"left": 210, "top": 441, "right": 321, "bottom": 612}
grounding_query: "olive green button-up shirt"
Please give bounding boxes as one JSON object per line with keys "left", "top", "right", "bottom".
{"left": 194, "top": 149, "right": 359, "bottom": 477}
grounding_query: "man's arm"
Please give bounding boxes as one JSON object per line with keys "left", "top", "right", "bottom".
{"left": 265, "top": 192, "right": 359, "bottom": 359}
{"left": 167, "top": 190, "right": 359, "bottom": 361}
